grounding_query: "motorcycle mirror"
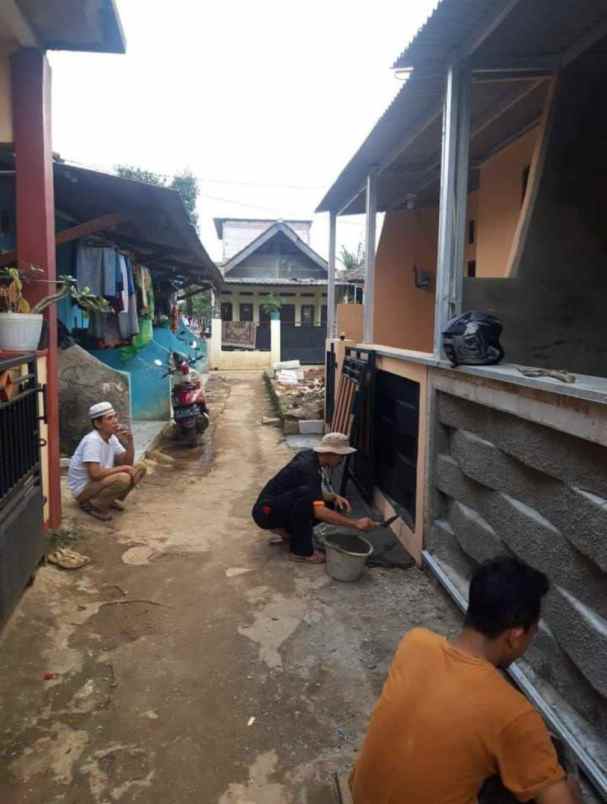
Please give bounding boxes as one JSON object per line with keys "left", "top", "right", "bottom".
{"left": 154, "top": 359, "right": 163, "bottom": 367}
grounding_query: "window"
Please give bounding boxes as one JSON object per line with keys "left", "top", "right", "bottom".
{"left": 239, "top": 303, "right": 253, "bottom": 322}
{"left": 220, "top": 302, "right": 233, "bottom": 321}
{"left": 301, "top": 305, "right": 315, "bottom": 326}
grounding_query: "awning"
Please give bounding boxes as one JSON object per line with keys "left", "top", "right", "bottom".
{"left": 53, "top": 163, "right": 223, "bottom": 290}
{"left": 13, "top": 0, "right": 126, "bottom": 54}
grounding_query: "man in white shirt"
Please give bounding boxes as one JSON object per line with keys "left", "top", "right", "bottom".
{"left": 67, "top": 402, "right": 146, "bottom": 521}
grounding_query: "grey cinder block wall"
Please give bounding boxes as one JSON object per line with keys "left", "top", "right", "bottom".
{"left": 428, "top": 391, "right": 607, "bottom": 772}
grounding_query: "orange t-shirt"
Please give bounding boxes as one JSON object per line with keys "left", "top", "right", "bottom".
{"left": 351, "top": 628, "right": 565, "bottom": 804}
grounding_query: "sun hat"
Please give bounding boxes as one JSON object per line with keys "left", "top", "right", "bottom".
{"left": 314, "top": 432, "right": 356, "bottom": 455}
{"left": 89, "top": 401, "right": 115, "bottom": 420}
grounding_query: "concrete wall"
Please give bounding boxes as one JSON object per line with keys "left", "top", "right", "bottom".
{"left": 336, "top": 303, "right": 363, "bottom": 342}
{"left": 373, "top": 207, "right": 438, "bottom": 352}
{"left": 428, "top": 372, "right": 607, "bottom": 765}
{"left": 475, "top": 128, "right": 538, "bottom": 277}
{"left": 464, "top": 60, "right": 607, "bottom": 376}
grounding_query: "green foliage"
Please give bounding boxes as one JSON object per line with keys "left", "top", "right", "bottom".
{"left": 171, "top": 170, "right": 199, "bottom": 230}
{"left": 0, "top": 266, "right": 109, "bottom": 315}
{"left": 260, "top": 292, "right": 281, "bottom": 314}
{"left": 115, "top": 164, "right": 200, "bottom": 230}
{"left": 339, "top": 243, "right": 365, "bottom": 271}
{"left": 189, "top": 289, "right": 212, "bottom": 319}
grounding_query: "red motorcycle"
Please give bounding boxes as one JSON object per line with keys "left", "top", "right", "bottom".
{"left": 170, "top": 353, "right": 209, "bottom": 445}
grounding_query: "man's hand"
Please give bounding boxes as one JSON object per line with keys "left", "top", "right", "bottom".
{"left": 536, "top": 776, "right": 582, "bottom": 804}
{"left": 334, "top": 495, "right": 352, "bottom": 513}
{"left": 118, "top": 428, "right": 133, "bottom": 443}
{"left": 355, "top": 517, "right": 378, "bottom": 532}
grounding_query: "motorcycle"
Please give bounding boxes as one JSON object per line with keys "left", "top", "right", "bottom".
{"left": 168, "top": 352, "right": 209, "bottom": 446}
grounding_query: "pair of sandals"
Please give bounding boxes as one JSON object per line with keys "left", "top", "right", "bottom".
{"left": 79, "top": 499, "right": 126, "bottom": 522}
{"left": 268, "top": 532, "right": 325, "bottom": 564}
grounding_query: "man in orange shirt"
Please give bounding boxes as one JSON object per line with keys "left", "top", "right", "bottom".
{"left": 351, "top": 557, "right": 582, "bottom": 804}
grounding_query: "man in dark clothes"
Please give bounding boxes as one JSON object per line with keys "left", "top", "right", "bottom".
{"left": 252, "top": 432, "right": 376, "bottom": 564}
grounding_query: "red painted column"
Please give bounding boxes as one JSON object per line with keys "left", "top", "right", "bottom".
{"left": 11, "top": 48, "right": 61, "bottom": 528}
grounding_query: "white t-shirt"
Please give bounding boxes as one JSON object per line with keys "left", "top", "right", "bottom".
{"left": 67, "top": 430, "right": 126, "bottom": 497}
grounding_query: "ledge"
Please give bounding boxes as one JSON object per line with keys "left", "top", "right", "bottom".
{"left": 356, "top": 343, "right": 607, "bottom": 407}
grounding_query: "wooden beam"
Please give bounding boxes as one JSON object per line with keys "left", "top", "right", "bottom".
{"left": 0, "top": 212, "right": 124, "bottom": 268}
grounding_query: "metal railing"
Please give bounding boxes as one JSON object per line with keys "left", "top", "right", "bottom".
{"left": 0, "top": 353, "right": 43, "bottom": 509}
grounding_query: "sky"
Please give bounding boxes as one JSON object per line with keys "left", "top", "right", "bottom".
{"left": 49, "top": 0, "right": 436, "bottom": 265}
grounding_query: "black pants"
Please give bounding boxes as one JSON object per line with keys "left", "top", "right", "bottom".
{"left": 252, "top": 485, "right": 316, "bottom": 557}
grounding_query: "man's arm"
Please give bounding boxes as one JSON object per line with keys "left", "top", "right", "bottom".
{"left": 115, "top": 430, "right": 134, "bottom": 467}
{"left": 85, "top": 462, "right": 133, "bottom": 482}
{"left": 314, "top": 505, "right": 376, "bottom": 531}
{"left": 536, "top": 777, "right": 582, "bottom": 804}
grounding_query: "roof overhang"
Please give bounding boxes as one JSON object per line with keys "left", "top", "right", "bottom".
{"left": 1, "top": 0, "right": 127, "bottom": 54}
{"left": 318, "top": 0, "right": 607, "bottom": 215}
{"left": 53, "top": 163, "right": 223, "bottom": 290}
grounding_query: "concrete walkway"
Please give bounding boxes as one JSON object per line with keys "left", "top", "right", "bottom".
{"left": 0, "top": 372, "right": 460, "bottom": 804}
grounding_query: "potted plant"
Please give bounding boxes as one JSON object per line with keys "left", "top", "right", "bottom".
{"left": 261, "top": 293, "right": 281, "bottom": 319}
{"left": 0, "top": 265, "right": 109, "bottom": 351}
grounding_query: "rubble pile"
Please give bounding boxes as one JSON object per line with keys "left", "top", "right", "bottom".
{"left": 266, "top": 362, "right": 325, "bottom": 431}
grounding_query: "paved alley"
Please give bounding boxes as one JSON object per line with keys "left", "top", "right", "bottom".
{"left": 0, "top": 373, "right": 460, "bottom": 804}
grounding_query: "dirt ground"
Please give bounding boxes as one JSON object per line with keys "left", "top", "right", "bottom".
{"left": 0, "top": 372, "right": 461, "bottom": 804}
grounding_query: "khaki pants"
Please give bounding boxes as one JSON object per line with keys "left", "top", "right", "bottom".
{"left": 77, "top": 463, "right": 147, "bottom": 512}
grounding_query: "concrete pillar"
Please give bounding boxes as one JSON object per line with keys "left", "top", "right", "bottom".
{"left": 270, "top": 310, "right": 281, "bottom": 365}
{"left": 209, "top": 315, "right": 222, "bottom": 369}
{"left": 12, "top": 48, "right": 60, "bottom": 526}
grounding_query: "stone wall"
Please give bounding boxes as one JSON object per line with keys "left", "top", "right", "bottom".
{"left": 429, "top": 391, "right": 607, "bottom": 768}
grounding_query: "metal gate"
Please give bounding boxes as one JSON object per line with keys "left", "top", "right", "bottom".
{"left": 0, "top": 353, "right": 45, "bottom": 626}
{"left": 281, "top": 324, "right": 327, "bottom": 364}
{"left": 337, "top": 347, "right": 376, "bottom": 502}
{"left": 324, "top": 343, "right": 336, "bottom": 425}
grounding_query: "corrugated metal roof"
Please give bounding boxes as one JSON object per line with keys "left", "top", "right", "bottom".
{"left": 54, "top": 163, "right": 223, "bottom": 290}
{"left": 392, "top": 0, "right": 509, "bottom": 70}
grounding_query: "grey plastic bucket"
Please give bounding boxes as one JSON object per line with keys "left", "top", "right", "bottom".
{"left": 324, "top": 532, "right": 373, "bottom": 582}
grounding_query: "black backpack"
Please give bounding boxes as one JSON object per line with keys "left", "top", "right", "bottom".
{"left": 442, "top": 311, "right": 504, "bottom": 367}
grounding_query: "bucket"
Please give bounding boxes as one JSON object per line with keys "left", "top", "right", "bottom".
{"left": 324, "top": 531, "right": 373, "bottom": 582}
{"left": 0, "top": 312, "right": 43, "bottom": 351}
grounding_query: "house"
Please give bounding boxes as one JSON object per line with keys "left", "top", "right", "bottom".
{"left": 319, "top": 1, "right": 607, "bottom": 797}
{"left": 0, "top": 1, "right": 126, "bottom": 625}
{"left": 210, "top": 218, "right": 348, "bottom": 367}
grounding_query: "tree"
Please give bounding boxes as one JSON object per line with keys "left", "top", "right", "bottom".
{"left": 339, "top": 243, "right": 365, "bottom": 272}
{"left": 115, "top": 164, "right": 199, "bottom": 230}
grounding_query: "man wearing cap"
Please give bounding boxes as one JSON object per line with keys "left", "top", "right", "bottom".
{"left": 252, "top": 432, "right": 376, "bottom": 564}
{"left": 67, "top": 402, "right": 146, "bottom": 521}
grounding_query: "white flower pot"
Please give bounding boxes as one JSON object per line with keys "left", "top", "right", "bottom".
{"left": 0, "top": 312, "right": 44, "bottom": 351}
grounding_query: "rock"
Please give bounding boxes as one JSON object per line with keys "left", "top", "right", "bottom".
{"left": 59, "top": 345, "right": 130, "bottom": 456}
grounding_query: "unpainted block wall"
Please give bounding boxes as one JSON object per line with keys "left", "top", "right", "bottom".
{"left": 429, "top": 392, "right": 607, "bottom": 766}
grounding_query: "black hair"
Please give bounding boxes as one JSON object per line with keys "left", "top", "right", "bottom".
{"left": 464, "top": 556, "right": 549, "bottom": 638}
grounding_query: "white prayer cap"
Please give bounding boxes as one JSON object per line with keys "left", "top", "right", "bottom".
{"left": 88, "top": 401, "right": 115, "bottom": 420}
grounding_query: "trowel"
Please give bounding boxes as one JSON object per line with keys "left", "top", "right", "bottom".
{"left": 377, "top": 514, "right": 399, "bottom": 529}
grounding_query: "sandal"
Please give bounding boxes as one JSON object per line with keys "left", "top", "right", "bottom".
{"left": 289, "top": 550, "right": 326, "bottom": 564}
{"left": 47, "top": 548, "right": 91, "bottom": 570}
{"left": 79, "top": 502, "right": 112, "bottom": 522}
